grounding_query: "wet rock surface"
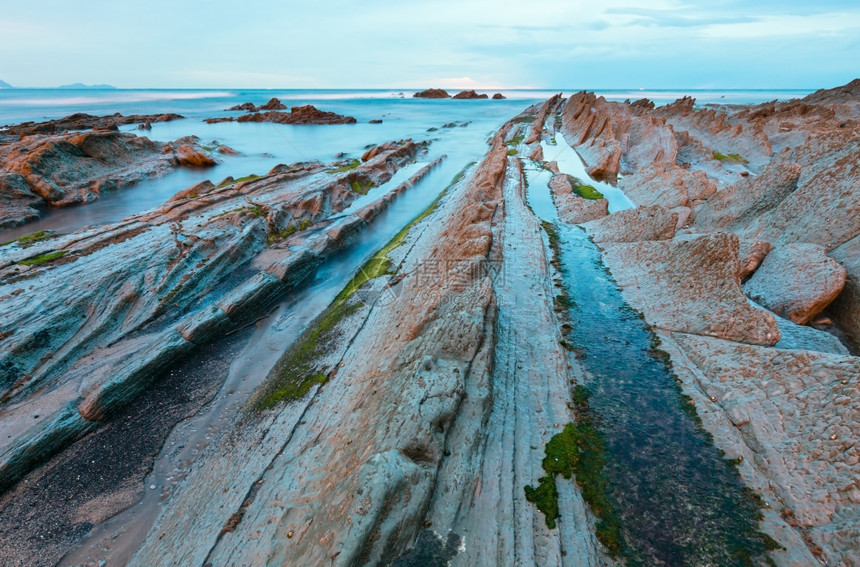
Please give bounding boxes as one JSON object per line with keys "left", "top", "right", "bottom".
{"left": 0, "top": 139, "right": 431, "bottom": 497}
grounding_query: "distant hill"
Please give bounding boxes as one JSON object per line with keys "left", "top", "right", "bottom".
{"left": 0, "top": 79, "right": 13, "bottom": 89}
{"left": 57, "top": 83, "right": 116, "bottom": 90}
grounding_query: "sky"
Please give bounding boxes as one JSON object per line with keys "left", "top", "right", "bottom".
{"left": 1, "top": 0, "right": 858, "bottom": 89}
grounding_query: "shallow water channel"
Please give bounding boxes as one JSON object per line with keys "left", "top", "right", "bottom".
{"left": 525, "top": 162, "right": 774, "bottom": 564}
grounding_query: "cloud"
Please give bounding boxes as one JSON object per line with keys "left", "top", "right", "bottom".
{"left": 0, "top": 0, "right": 858, "bottom": 88}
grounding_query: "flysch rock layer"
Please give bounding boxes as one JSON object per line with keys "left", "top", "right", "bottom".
{"left": 0, "top": 130, "right": 216, "bottom": 227}
{"left": 2, "top": 81, "right": 859, "bottom": 566}
{"left": 127, "top": 117, "right": 610, "bottom": 566}
{"left": 658, "top": 331, "right": 860, "bottom": 567}
{"left": 555, "top": 80, "right": 860, "bottom": 347}
{"left": 1, "top": 112, "right": 183, "bottom": 137}
{"left": 595, "top": 230, "right": 781, "bottom": 346}
{"left": 0, "top": 140, "right": 436, "bottom": 494}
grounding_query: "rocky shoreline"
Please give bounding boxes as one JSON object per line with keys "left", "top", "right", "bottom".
{"left": 0, "top": 80, "right": 858, "bottom": 566}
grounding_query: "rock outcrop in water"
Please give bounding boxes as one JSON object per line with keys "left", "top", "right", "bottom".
{"left": 226, "top": 97, "right": 287, "bottom": 112}
{"left": 452, "top": 90, "right": 489, "bottom": 99}
{"left": 1, "top": 112, "right": 184, "bottom": 137}
{"left": 413, "top": 88, "right": 451, "bottom": 98}
{"left": 204, "top": 104, "right": 357, "bottom": 125}
{"left": 1, "top": 80, "right": 859, "bottom": 567}
{"left": 0, "top": 130, "right": 215, "bottom": 228}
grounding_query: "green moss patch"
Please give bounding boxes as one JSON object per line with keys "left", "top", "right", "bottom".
{"left": 329, "top": 158, "right": 361, "bottom": 173}
{"left": 525, "top": 386, "right": 623, "bottom": 554}
{"left": 17, "top": 250, "right": 68, "bottom": 266}
{"left": 567, "top": 176, "right": 604, "bottom": 200}
{"left": 507, "top": 134, "right": 525, "bottom": 147}
{"left": 253, "top": 164, "right": 467, "bottom": 412}
{"left": 541, "top": 221, "right": 565, "bottom": 275}
{"left": 713, "top": 152, "right": 749, "bottom": 165}
{"left": 217, "top": 174, "right": 260, "bottom": 188}
{"left": 1, "top": 230, "right": 55, "bottom": 249}
{"left": 349, "top": 178, "right": 375, "bottom": 194}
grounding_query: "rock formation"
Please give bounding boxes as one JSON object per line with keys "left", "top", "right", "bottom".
{"left": 226, "top": 97, "right": 287, "bottom": 112}
{"left": 0, "top": 139, "right": 432, "bottom": 497}
{"left": 1, "top": 80, "right": 859, "bottom": 567}
{"left": 743, "top": 243, "right": 847, "bottom": 324}
{"left": 548, "top": 173, "right": 607, "bottom": 224}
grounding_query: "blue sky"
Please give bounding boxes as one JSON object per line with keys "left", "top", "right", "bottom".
{"left": 1, "top": 0, "right": 858, "bottom": 89}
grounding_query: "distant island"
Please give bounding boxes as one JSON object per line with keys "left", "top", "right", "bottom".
{"left": 0, "top": 81, "right": 117, "bottom": 89}
{"left": 57, "top": 83, "right": 116, "bottom": 89}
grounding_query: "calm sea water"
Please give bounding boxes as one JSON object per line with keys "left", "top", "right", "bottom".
{"left": 0, "top": 88, "right": 811, "bottom": 239}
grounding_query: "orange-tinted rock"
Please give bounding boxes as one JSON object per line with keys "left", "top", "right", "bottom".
{"left": 0, "top": 131, "right": 215, "bottom": 225}
{"left": 233, "top": 105, "right": 356, "bottom": 125}
{"left": 452, "top": 90, "right": 489, "bottom": 100}
{"left": 600, "top": 232, "right": 781, "bottom": 345}
{"left": 258, "top": 97, "right": 286, "bottom": 111}
{"left": 171, "top": 143, "right": 217, "bottom": 167}
{"left": 413, "top": 89, "right": 450, "bottom": 99}
{"left": 548, "top": 173, "right": 608, "bottom": 224}
{"left": 227, "top": 102, "right": 257, "bottom": 112}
